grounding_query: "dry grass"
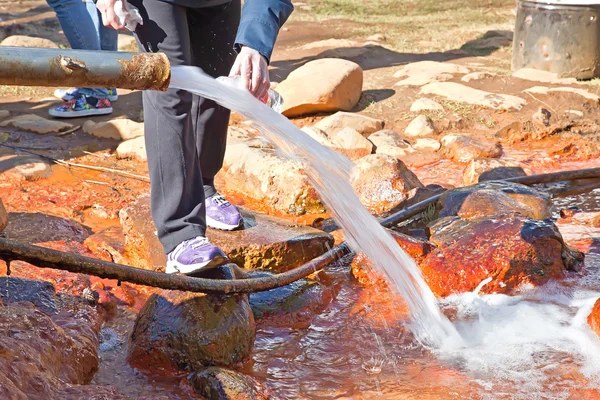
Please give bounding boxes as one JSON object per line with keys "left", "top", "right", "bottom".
{"left": 293, "top": 0, "right": 516, "bottom": 54}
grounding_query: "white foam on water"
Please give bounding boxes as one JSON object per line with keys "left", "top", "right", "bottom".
{"left": 169, "top": 66, "right": 461, "bottom": 348}
{"left": 438, "top": 280, "right": 600, "bottom": 398}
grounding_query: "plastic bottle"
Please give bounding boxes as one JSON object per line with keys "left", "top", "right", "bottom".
{"left": 216, "top": 76, "right": 283, "bottom": 113}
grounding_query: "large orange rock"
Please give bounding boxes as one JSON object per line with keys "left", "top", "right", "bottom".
{"left": 421, "top": 213, "right": 583, "bottom": 297}
{"left": 351, "top": 154, "right": 423, "bottom": 215}
{"left": 279, "top": 58, "right": 363, "bottom": 117}
{"left": 351, "top": 229, "right": 434, "bottom": 286}
{"left": 588, "top": 298, "right": 600, "bottom": 338}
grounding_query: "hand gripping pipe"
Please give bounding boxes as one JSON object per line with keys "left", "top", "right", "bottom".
{"left": 0, "top": 47, "right": 170, "bottom": 91}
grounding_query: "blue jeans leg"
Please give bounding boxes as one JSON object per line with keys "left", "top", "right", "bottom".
{"left": 46, "top": 0, "right": 113, "bottom": 98}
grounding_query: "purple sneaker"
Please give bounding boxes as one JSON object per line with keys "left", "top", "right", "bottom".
{"left": 166, "top": 236, "right": 227, "bottom": 275}
{"left": 205, "top": 193, "right": 243, "bottom": 231}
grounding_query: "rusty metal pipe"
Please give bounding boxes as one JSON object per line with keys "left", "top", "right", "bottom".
{"left": 0, "top": 47, "right": 170, "bottom": 91}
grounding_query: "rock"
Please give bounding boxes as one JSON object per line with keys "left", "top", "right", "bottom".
{"left": 410, "top": 98, "right": 444, "bottom": 112}
{"left": 565, "top": 110, "right": 584, "bottom": 117}
{"left": 462, "top": 158, "right": 526, "bottom": 185}
{"left": 221, "top": 145, "right": 322, "bottom": 214}
{"left": 0, "top": 199, "right": 7, "bottom": 232}
{"left": 523, "top": 86, "right": 599, "bottom": 102}
{"left": 394, "top": 61, "right": 469, "bottom": 87}
{"left": 404, "top": 115, "right": 437, "bottom": 137}
{"left": 588, "top": 298, "right": 600, "bottom": 339}
{"left": 330, "top": 127, "right": 374, "bottom": 160}
{"left": 117, "top": 33, "right": 137, "bottom": 51}
{"left": 413, "top": 138, "right": 441, "bottom": 152}
{"left": 0, "top": 114, "right": 73, "bottom": 134}
{"left": 454, "top": 189, "right": 542, "bottom": 220}
{"left": 351, "top": 230, "right": 434, "bottom": 286}
{"left": 351, "top": 154, "right": 423, "bottom": 215}
{"left": 0, "top": 153, "right": 53, "bottom": 181}
{"left": 369, "top": 130, "right": 415, "bottom": 158}
{"left": 421, "top": 213, "right": 582, "bottom": 297}
{"left": 0, "top": 301, "right": 101, "bottom": 398}
{"left": 461, "top": 71, "right": 495, "bottom": 82}
{"left": 278, "top": 58, "right": 363, "bottom": 117}
{"left": 248, "top": 272, "right": 332, "bottom": 327}
{"left": 83, "top": 118, "right": 144, "bottom": 141}
{"left": 420, "top": 82, "right": 527, "bottom": 111}
{"left": 513, "top": 68, "right": 582, "bottom": 85}
{"left": 441, "top": 134, "right": 502, "bottom": 162}
{"left": 532, "top": 107, "right": 552, "bottom": 128}
{"left": 367, "top": 34, "right": 386, "bottom": 41}
{"left": 119, "top": 196, "right": 334, "bottom": 273}
{"left": 313, "top": 111, "right": 384, "bottom": 137}
{"left": 436, "top": 181, "right": 551, "bottom": 220}
{"left": 189, "top": 367, "right": 270, "bottom": 400}
{"left": 116, "top": 136, "right": 147, "bottom": 161}
{"left": 84, "top": 226, "right": 129, "bottom": 265}
{"left": 0, "top": 278, "right": 57, "bottom": 314}
{"left": 0, "top": 110, "right": 10, "bottom": 120}
{"left": 571, "top": 211, "right": 600, "bottom": 228}
{"left": 0, "top": 35, "right": 58, "bottom": 48}
{"left": 128, "top": 290, "right": 255, "bottom": 374}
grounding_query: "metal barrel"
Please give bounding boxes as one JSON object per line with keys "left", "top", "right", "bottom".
{"left": 0, "top": 47, "right": 171, "bottom": 91}
{"left": 512, "top": 0, "right": 600, "bottom": 79}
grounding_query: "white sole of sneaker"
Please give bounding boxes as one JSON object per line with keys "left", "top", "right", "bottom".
{"left": 206, "top": 215, "right": 242, "bottom": 231}
{"left": 57, "top": 92, "right": 118, "bottom": 102}
{"left": 49, "top": 107, "right": 113, "bottom": 118}
{"left": 165, "top": 255, "right": 227, "bottom": 275}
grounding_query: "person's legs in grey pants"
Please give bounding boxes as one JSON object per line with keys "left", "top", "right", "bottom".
{"left": 130, "top": 0, "right": 240, "bottom": 254}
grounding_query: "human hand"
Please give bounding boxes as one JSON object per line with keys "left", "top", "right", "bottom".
{"left": 96, "top": 0, "right": 125, "bottom": 30}
{"left": 229, "top": 46, "right": 270, "bottom": 102}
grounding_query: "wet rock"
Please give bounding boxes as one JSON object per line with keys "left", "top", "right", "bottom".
{"left": 0, "top": 277, "right": 57, "bottom": 314}
{"left": 410, "top": 98, "right": 444, "bottom": 112}
{"left": 452, "top": 189, "right": 541, "bottom": 220}
{"left": 350, "top": 154, "right": 423, "bottom": 215}
{"left": 278, "top": 58, "right": 363, "bottom": 117}
{"left": 248, "top": 272, "right": 332, "bottom": 327}
{"left": 524, "top": 86, "right": 599, "bottom": 102}
{"left": 189, "top": 367, "right": 270, "bottom": 400}
{"left": 394, "top": 61, "right": 469, "bottom": 87}
{"left": 0, "top": 198, "right": 7, "bottom": 232}
{"left": 0, "top": 301, "right": 101, "bottom": 398}
{"left": 83, "top": 118, "right": 144, "bottom": 141}
{"left": 462, "top": 158, "right": 526, "bottom": 185}
{"left": 0, "top": 35, "right": 59, "bottom": 48}
{"left": 0, "top": 114, "right": 74, "bottom": 134}
{"left": 404, "top": 115, "right": 437, "bottom": 137}
{"left": 314, "top": 111, "right": 384, "bottom": 137}
{"left": 369, "top": 130, "right": 415, "bottom": 158}
{"left": 84, "top": 226, "right": 129, "bottom": 265}
{"left": 441, "top": 134, "right": 502, "bottom": 162}
{"left": 513, "top": 68, "right": 581, "bottom": 85}
{"left": 351, "top": 230, "right": 434, "bottom": 286}
{"left": 128, "top": 290, "right": 255, "bottom": 374}
{"left": 120, "top": 196, "right": 333, "bottom": 272}
{"left": 221, "top": 145, "right": 322, "bottom": 214}
{"left": 413, "top": 138, "right": 441, "bottom": 152}
{"left": 0, "top": 153, "right": 53, "bottom": 181}
{"left": 532, "top": 107, "right": 552, "bottom": 128}
{"left": 437, "top": 181, "right": 551, "bottom": 220}
{"left": 461, "top": 71, "right": 495, "bottom": 82}
{"left": 422, "top": 213, "right": 580, "bottom": 296}
{"left": 587, "top": 298, "right": 600, "bottom": 338}
{"left": 116, "top": 136, "right": 147, "bottom": 161}
{"left": 420, "top": 82, "right": 527, "bottom": 111}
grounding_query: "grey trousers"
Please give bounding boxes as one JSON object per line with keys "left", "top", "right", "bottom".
{"left": 129, "top": 0, "right": 240, "bottom": 254}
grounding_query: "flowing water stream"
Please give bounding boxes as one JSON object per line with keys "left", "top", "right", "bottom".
{"left": 168, "top": 67, "right": 600, "bottom": 398}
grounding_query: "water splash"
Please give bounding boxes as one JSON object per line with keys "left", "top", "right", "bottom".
{"left": 169, "top": 65, "right": 461, "bottom": 348}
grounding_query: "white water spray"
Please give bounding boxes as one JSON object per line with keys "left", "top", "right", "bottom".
{"left": 169, "top": 66, "right": 462, "bottom": 348}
